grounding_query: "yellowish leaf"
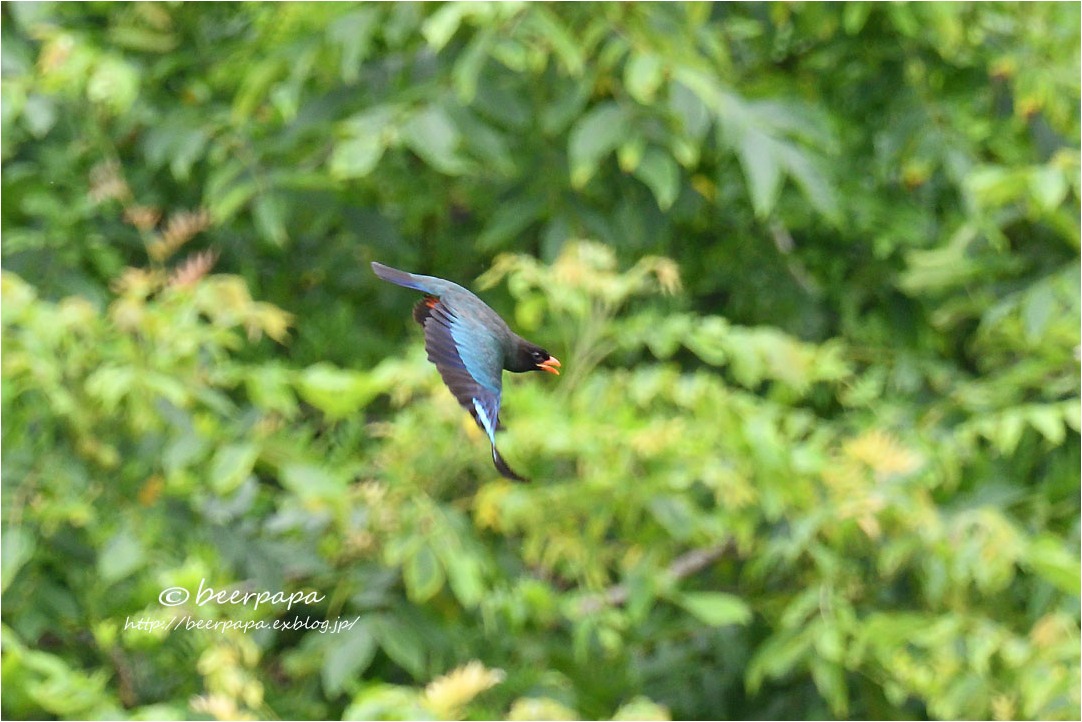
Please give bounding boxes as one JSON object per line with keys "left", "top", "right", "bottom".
{"left": 422, "top": 660, "right": 505, "bottom": 720}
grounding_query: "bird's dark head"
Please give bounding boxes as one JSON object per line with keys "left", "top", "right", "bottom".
{"left": 508, "top": 341, "right": 561, "bottom": 375}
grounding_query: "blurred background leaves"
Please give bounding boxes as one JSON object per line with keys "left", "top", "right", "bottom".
{"left": 1, "top": 2, "right": 1079, "bottom": 720}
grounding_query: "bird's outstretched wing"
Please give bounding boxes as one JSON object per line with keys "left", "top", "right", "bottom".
{"left": 371, "top": 261, "right": 443, "bottom": 295}
{"left": 419, "top": 298, "right": 526, "bottom": 482}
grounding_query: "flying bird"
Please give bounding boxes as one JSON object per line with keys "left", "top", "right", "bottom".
{"left": 371, "top": 261, "right": 560, "bottom": 481}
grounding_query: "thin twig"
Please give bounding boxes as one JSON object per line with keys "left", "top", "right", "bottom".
{"left": 577, "top": 540, "right": 735, "bottom": 614}
{"left": 770, "top": 221, "right": 821, "bottom": 295}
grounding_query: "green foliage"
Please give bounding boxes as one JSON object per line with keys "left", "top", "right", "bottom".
{"left": 2, "top": 2, "right": 1079, "bottom": 721}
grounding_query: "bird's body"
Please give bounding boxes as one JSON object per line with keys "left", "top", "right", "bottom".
{"left": 371, "top": 261, "right": 560, "bottom": 481}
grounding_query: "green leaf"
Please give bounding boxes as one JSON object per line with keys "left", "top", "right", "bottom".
{"left": 1021, "top": 284, "right": 1054, "bottom": 343}
{"left": 108, "top": 26, "right": 178, "bottom": 53}
{"left": 2, "top": 527, "right": 35, "bottom": 592}
{"left": 634, "top": 147, "right": 680, "bottom": 210}
{"left": 540, "top": 214, "right": 571, "bottom": 262}
{"left": 421, "top": 3, "right": 470, "bottom": 50}
{"left": 810, "top": 659, "right": 849, "bottom": 716}
{"left": 1028, "top": 166, "right": 1068, "bottom": 212}
{"left": 84, "top": 365, "right": 136, "bottom": 413}
{"left": 746, "top": 630, "right": 812, "bottom": 692}
{"left": 296, "top": 363, "right": 381, "bottom": 419}
{"left": 453, "top": 107, "right": 515, "bottom": 176}
{"left": 87, "top": 57, "right": 139, "bottom": 114}
{"left": 477, "top": 194, "right": 546, "bottom": 250}
{"left": 253, "top": 193, "right": 288, "bottom": 247}
{"left": 206, "top": 179, "right": 256, "bottom": 224}
{"left": 438, "top": 547, "right": 484, "bottom": 608}
{"left": 991, "top": 410, "right": 1026, "bottom": 455}
{"left": 507, "top": 697, "right": 580, "bottom": 721}
{"left": 568, "top": 102, "right": 632, "bottom": 188}
{"left": 1026, "top": 405, "right": 1066, "bottom": 445}
{"left": 244, "top": 365, "right": 298, "bottom": 415}
{"left": 22, "top": 95, "right": 57, "bottom": 138}
{"left": 231, "top": 58, "right": 285, "bottom": 123}
{"left": 329, "top": 8, "right": 380, "bottom": 83}
{"left": 1024, "top": 536, "right": 1080, "bottom": 594}
{"left": 669, "top": 81, "right": 711, "bottom": 141}
{"left": 452, "top": 29, "right": 495, "bottom": 104}
{"left": 1062, "top": 399, "right": 1081, "bottom": 432}
{"left": 209, "top": 442, "right": 259, "bottom": 494}
{"left": 618, "top": 136, "right": 646, "bottom": 173}
{"left": 402, "top": 105, "right": 467, "bottom": 175}
{"left": 814, "top": 623, "right": 844, "bottom": 663}
{"left": 342, "top": 105, "right": 397, "bottom": 136}
{"left": 888, "top": 4, "right": 920, "bottom": 36}
{"left": 648, "top": 495, "right": 696, "bottom": 542}
{"left": 322, "top": 620, "right": 377, "bottom": 696}
{"left": 143, "top": 373, "right": 189, "bottom": 407}
{"left": 344, "top": 683, "right": 426, "bottom": 721}
{"left": 330, "top": 135, "right": 385, "bottom": 180}
{"left": 280, "top": 463, "right": 346, "bottom": 502}
{"left": 98, "top": 527, "right": 146, "bottom": 583}
{"left": 779, "top": 144, "right": 841, "bottom": 224}
{"left": 166, "top": 127, "right": 209, "bottom": 182}
{"left": 332, "top": 106, "right": 396, "bottom": 179}
{"left": 966, "top": 165, "right": 1025, "bottom": 209}
{"left": 735, "top": 130, "right": 783, "bottom": 218}
{"left": 843, "top": 2, "right": 872, "bottom": 34}
{"left": 612, "top": 696, "right": 671, "bottom": 720}
{"left": 403, "top": 544, "right": 445, "bottom": 603}
{"left": 371, "top": 614, "right": 427, "bottom": 677}
{"left": 541, "top": 77, "right": 593, "bottom": 136}
{"left": 676, "top": 592, "right": 752, "bottom": 627}
{"left": 2, "top": 81, "right": 27, "bottom": 132}
{"left": 625, "top": 53, "right": 664, "bottom": 104}
{"left": 530, "top": 8, "right": 584, "bottom": 75}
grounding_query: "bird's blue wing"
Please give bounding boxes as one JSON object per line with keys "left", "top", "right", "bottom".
{"left": 372, "top": 262, "right": 465, "bottom": 298}
{"left": 422, "top": 301, "right": 503, "bottom": 446}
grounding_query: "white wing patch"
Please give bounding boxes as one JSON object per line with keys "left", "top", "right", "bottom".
{"left": 472, "top": 397, "right": 497, "bottom": 443}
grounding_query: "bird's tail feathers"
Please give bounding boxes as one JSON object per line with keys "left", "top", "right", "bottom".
{"left": 371, "top": 262, "right": 431, "bottom": 293}
{"left": 492, "top": 445, "right": 529, "bottom": 482}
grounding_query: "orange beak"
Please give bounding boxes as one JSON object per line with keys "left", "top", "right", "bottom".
{"left": 537, "top": 356, "right": 562, "bottom": 375}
